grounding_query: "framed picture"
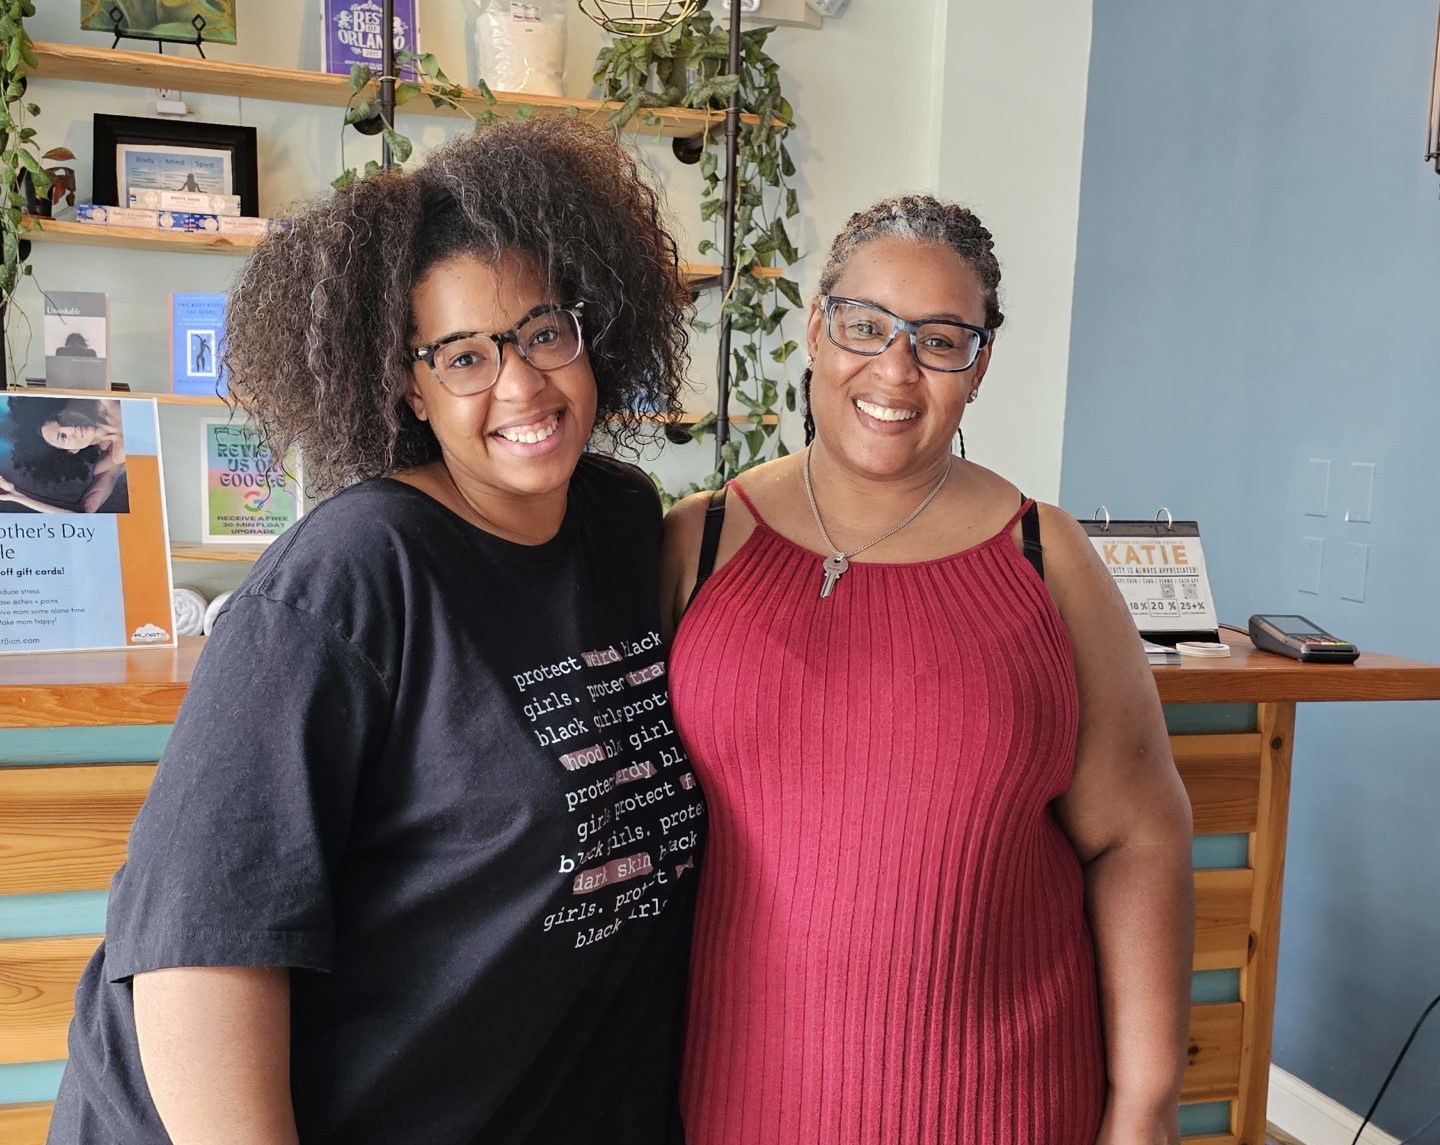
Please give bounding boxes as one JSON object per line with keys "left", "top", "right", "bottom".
{"left": 92, "top": 114, "right": 259, "bottom": 217}
{"left": 80, "top": 1, "right": 238, "bottom": 47}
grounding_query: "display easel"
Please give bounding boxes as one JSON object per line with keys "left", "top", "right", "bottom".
{"left": 100, "top": 10, "right": 211, "bottom": 59}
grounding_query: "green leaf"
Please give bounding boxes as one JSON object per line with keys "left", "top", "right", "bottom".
{"left": 697, "top": 238, "right": 716, "bottom": 256}
{"left": 363, "top": 159, "right": 383, "bottom": 177}
{"left": 331, "top": 168, "right": 358, "bottom": 190}
{"left": 720, "top": 441, "right": 740, "bottom": 471}
{"left": 770, "top": 339, "right": 799, "bottom": 365}
{"left": 786, "top": 187, "right": 799, "bottom": 219}
{"left": 777, "top": 277, "right": 804, "bottom": 309}
{"left": 700, "top": 198, "right": 725, "bottom": 222}
{"left": 383, "top": 128, "right": 413, "bottom": 165}
{"left": 515, "top": 104, "right": 534, "bottom": 122}
{"left": 395, "top": 81, "right": 422, "bottom": 106}
{"left": 348, "top": 64, "right": 373, "bottom": 93}
{"left": 344, "top": 100, "right": 376, "bottom": 126}
{"left": 785, "top": 383, "right": 797, "bottom": 413}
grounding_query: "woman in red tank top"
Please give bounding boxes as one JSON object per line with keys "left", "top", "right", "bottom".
{"left": 660, "top": 196, "right": 1194, "bottom": 1145}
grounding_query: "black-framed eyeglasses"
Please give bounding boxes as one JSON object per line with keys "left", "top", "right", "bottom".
{"left": 822, "top": 295, "right": 991, "bottom": 373}
{"left": 410, "top": 301, "right": 586, "bottom": 396}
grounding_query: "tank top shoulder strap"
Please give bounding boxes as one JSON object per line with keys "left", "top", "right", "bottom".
{"left": 687, "top": 486, "right": 729, "bottom": 609}
{"left": 1014, "top": 495, "right": 1044, "bottom": 580}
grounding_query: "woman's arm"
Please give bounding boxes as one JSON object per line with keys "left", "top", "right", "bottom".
{"left": 134, "top": 966, "right": 300, "bottom": 1145}
{"left": 0, "top": 473, "right": 77, "bottom": 514}
{"left": 78, "top": 456, "right": 122, "bottom": 513}
{"left": 1041, "top": 506, "right": 1195, "bottom": 1145}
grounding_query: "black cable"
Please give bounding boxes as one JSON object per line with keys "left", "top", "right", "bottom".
{"left": 1350, "top": 991, "right": 1440, "bottom": 1145}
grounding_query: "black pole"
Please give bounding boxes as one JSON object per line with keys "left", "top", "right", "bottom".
{"left": 712, "top": 0, "right": 742, "bottom": 475}
{"left": 380, "top": 0, "right": 396, "bottom": 170}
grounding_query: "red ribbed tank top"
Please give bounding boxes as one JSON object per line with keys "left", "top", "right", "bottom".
{"left": 671, "top": 484, "right": 1104, "bottom": 1145}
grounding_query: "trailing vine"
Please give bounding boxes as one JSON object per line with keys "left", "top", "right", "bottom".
{"left": 0, "top": 1, "right": 48, "bottom": 315}
{"left": 334, "top": 51, "right": 504, "bottom": 189}
{"left": 594, "top": 12, "right": 800, "bottom": 503}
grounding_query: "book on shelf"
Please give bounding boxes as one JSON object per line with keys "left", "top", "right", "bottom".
{"left": 322, "top": 0, "right": 420, "bottom": 79}
{"left": 170, "top": 294, "right": 229, "bottom": 397}
{"left": 43, "top": 290, "right": 110, "bottom": 391}
{"left": 200, "top": 419, "right": 304, "bottom": 545}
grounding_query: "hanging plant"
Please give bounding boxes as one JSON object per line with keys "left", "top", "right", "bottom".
{"left": 594, "top": 12, "right": 800, "bottom": 504}
{"left": 334, "top": 51, "right": 510, "bottom": 189}
{"left": 0, "top": 1, "right": 48, "bottom": 316}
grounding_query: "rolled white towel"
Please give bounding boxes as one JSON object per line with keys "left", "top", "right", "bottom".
{"left": 203, "top": 590, "right": 233, "bottom": 635}
{"left": 172, "top": 586, "right": 209, "bottom": 637}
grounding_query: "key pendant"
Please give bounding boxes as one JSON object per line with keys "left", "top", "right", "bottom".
{"left": 819, "top": 554, "right": 850, "bottom": 599}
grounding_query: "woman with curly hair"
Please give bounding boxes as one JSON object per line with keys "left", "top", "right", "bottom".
{"left": 0, "top": 397, "right": 127, "bottom": 513}
{"left": 49, "top": 118, "right": 706, "bottom": 1145}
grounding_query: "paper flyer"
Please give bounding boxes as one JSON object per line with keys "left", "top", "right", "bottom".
{"left": 200, "top": 418, "right": 303, "bottom": 545}
{"left": 0, "top": 394, "right": 175, "bottom": 654}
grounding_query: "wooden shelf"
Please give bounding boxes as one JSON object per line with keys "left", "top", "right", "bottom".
{"left": 30, "top": 41, "right": 762, "bottom": 138}
{"left": 6, "top": 384, "right": 227, "bottom": 407}
{"left": 23, "top": 217, "right": 258, "bottom": 255}
{"left": 170, "top": 543, "right": 268, "bottom": 563}
{"left": 23, "top": 220, "right": 787, "bottom": 290}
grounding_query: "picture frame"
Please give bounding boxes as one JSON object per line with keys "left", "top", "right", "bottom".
{"left": 92, "top": 114, "right": 259, "bottom": 217}
{"left": 80, "top": 1, "right": 239, "bottom": 48}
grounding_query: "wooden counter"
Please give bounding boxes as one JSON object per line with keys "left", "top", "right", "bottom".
{"left": 2, "top": 633, "right": 1438, "bottom": 1145}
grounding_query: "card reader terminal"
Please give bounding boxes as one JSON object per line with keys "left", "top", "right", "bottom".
{"left": 1248, "top": 614, "right": 1360, "bottom": 663}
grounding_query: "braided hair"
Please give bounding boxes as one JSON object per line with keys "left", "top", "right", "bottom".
{"left": 804, "top": 194, "right": 1005, "bottom": 444}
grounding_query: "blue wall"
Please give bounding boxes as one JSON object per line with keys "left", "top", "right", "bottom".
{"left": 1064, "top": 1, "right": 1440, "bottom": 1133}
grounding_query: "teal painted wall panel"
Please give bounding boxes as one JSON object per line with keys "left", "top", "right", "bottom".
{"left": 1177, "top": 1101, "right": 1230, "bottom": 1136}
{"left": 0, "top": 892, "right": 108, "bottom": 940}
{"left": 1191, "top": 969, "right": 1239, "bottom": 1006}
{"left": 0, "top": 1060, "right": 64, "bottom": 1105}
{"left": 0, "top": 726, "right": 172, "bottom": 765}
{"left": 1192, "top": 835, "right": 1247, "bottom": 870}
{"left": 1164, "top": 703, "right": 1255, "bottom": 736}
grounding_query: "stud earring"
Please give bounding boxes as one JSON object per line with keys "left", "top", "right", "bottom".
{"left": 967, "top": 389, "right": 979, "bottom": 404}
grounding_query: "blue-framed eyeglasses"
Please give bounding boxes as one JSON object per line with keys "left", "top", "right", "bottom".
{"left": 822, "top": 295, "right": 991, "bottom": 372}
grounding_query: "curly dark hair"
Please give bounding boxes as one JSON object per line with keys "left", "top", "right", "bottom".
{"left": 1, "top": 397, "right": 101, "bottom": 485}
{"left": 224, "top": 117, "right": 691, "bottom": 495}
{"left": 806, "top": 194, "right": 1005, "bottom": 442}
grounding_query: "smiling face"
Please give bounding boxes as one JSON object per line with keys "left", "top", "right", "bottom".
{"left": 806, "top": 236, "right": 992, "bottom": 482}
{"left": 405, "top": 250, "right": 598, "bottom": 506}
{"left": 40, "top": 419, "right": 97, "bottom": 454}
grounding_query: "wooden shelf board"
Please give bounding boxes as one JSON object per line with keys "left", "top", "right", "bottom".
{"left": 30, "top": 41, "right": 762, "bottom": 138}
{"left": 170, "top": 543, "right": 268, "bottom": 563}
{"left": 5, "top": 384, "right": 228, "bottom": 407}
{"left": 23, "top": 216, "right": 256, "bottom": 255}
{"left": 23, "top": 220, "right": 789, "bottom": 290}
{"left": 1154, "top": 630, "right": 1440, "bottom": 704}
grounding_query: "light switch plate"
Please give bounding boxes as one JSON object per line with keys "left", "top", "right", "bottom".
{"left": 1304, "top": 458, "right": 1330, "bottom": 518}
{"left": 1297, "top": 535, "right": 1324, "bottom": 596}
{"left": 1340, "top": 542, "right": 1369, "bottom": 603}
{"left": 1346, "top": 462, "right": 1375, "bottom": 523}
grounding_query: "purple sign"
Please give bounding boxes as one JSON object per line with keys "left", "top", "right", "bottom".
{"left": 322, "top": 0, "right": 420, "bottom": 80}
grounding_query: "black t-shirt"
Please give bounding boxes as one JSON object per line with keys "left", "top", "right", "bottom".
{"left": 48, "top": 455, "right": 707, "bottom": 1145}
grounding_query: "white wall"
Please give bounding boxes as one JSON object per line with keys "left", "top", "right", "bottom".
{"left": 933, "top": 0, "right": 1092, "bottom": 503}
{"left": 15, "top": 0, "right": 1078, "bottom": 573}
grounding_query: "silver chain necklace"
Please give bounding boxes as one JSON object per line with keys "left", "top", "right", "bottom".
{"left": 802, "top": 446, "right": 951, "bottom": 599}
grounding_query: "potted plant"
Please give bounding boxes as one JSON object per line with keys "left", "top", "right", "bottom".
{"left": 22, "top": 147, "right": 77, "bottom": 217}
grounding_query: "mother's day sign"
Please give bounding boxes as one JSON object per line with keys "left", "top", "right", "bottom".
{"left": 0, "top": 394, "right": 174, "bottom": 654}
